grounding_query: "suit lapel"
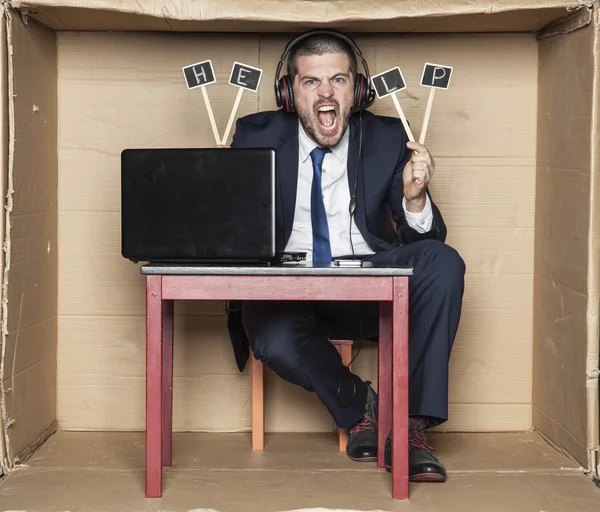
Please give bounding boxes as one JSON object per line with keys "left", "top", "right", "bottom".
{"left": 276, "top": 118, "right": 299, "bottom": 248}
{"left": 347, "top": 115, "right": 360, "bottom": 200}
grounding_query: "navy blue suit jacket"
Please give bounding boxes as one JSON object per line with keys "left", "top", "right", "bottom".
{"left": 226, "top": 109, "right": 447, "bottom": 371}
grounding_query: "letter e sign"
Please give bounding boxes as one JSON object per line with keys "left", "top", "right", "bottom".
{"left": 371, "top": 67, "right": 407, "bottom": 99}
{"left": 183, "top": 60, "right": 216, "bottom": 89}
{"left": 420, "top": 63, "right": 453, "bottom": 89}
{"left": 229, "top": 62, "right": 263, "bottom": 92}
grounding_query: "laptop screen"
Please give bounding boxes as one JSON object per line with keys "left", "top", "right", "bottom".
{"left": 121, "top": 148, "right": 276, "bottom": 262}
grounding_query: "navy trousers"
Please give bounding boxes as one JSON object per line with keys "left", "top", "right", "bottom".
{"left": 242, "top": 240, "right": 466, "bottom": 430}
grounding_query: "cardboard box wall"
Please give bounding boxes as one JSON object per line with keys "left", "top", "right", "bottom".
{"left": 0, "top": 0, "right": 598, "bottom": 484}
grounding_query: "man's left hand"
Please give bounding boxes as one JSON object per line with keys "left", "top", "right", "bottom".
{"left": 403, "top": 141, "right": 436, "bottom": 212}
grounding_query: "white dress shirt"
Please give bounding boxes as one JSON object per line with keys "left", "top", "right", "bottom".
{"left": 284, "top": 120, "right": 433, "bottom": 262}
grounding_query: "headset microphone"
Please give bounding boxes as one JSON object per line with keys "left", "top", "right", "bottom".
{"left": 348, "top": 110, "right": 363, "bottom": 260}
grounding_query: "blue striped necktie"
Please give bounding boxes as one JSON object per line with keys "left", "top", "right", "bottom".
{"left": 310, "top": 147, "right": 332, "bottom": 263}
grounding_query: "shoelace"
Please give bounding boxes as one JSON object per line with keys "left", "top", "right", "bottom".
{"left": 349, "top": 413, "right": 377, "bottom": 437}
{"left": 409, "top": 417, "right": 435, "bottom": 454}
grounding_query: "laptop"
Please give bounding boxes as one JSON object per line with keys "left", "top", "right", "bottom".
{"left": 121, "top": 147, "right": 283, "bottom": 264}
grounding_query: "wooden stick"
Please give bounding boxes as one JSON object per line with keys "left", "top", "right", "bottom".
{"left": 419, "top": 87, "right": 436, "bottom": 145}
{"left": 201, "top": 86, "right": 221, "bottom": 145}
{"left": 221, "top": 88, "right": 244, "bottom": 146}
{"left": 251, "top": 355, "right": 264, "bottom": 451}
{"left": 391, "top": 92, "right": 415, "bottom": 143}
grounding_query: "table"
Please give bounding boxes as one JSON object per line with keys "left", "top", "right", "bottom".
{"left": 141, "top": 263, "right": 413, "bottom": 499}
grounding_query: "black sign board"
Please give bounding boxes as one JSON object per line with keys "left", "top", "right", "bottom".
{"left": 420, "top": 63, "right": 453, "bottom": 89}
{"left": 371, "top": 67, "right": 407, "bottom": 99}
{"left": 229, "top": 62, "right": 262, "bottom": 92}
{"left": 183, "top": 60, "right": 216, "bottom": 89}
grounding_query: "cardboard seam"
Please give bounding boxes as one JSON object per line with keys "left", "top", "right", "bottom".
{"left": 0, "top": 4, "right": 14, "bottom": 473}
{"left": 3, "top": 353, "right": 55, "bottom": 384}
{"left": 587, "top": 4, "right": 600, "bottom": 479}
{"left": 537, "top": 4, "right": 593, "bottom": 38}
{"left": 3, "top": 465, "right": 587, "bottom": 476}
{"left": 534, "top": 427, "right": 584, "bottom": 465}
{"left": 533, "top": 406, "right": 589, "bottom": 456}
{"left": 8, "top": 8, "right": 54, "bottom": 34}
{"left": 0, "top": 0, "right": 7, "bottom": 478}
{"left": 55, "top": 28, "right": 61, "bottom": 433}
{"left": 11, "top": 420, "right": 55, "bottom": 466}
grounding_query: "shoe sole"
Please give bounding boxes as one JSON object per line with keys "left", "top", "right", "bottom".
{"left": 347, "top": 454, "right": 378, "bottom": 462}
{"left": 385, "top": 465, "right": 446, "bottom": 482}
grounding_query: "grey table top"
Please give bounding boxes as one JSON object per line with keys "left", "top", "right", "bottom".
{"left": 140, "top": 262, "right": 413, "bottom": 277}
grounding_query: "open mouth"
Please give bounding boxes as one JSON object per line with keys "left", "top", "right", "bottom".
{"left": 316, "top": 104, "right": 338, "bottom": 135}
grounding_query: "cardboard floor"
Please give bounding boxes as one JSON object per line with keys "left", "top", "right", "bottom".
{"left": 0, "top": 431, "right": 598, "bottom": 511}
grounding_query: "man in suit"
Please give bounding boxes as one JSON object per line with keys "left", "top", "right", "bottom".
{"left": 226, "top": 29, "right": 465, "bottom": 482}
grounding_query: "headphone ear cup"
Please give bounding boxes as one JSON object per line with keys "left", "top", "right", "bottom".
{"left": 276, "top": 76, "right": 286, "bottom": 111}
{"left": 354, "top": 73, "right": 369, "bottom": 109}
{"left": 277, "top": 75, "right": 295, "bottom": 113}
{"left": 275, "top": 78, "right": 283, "bottom": 108}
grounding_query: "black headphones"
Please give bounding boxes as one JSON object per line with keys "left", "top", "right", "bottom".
{"left": 274, "top": 29, "right": 375, "bottom": 114}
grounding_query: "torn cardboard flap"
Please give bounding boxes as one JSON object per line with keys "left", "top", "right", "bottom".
{"left": 1, "top": 7, "right": 58, "bottom": 469}
{"left": 533, "top": 8, "right": 600, "bottom": 473}
{"left": 9, "top": 0, "right": 588, "bottom": 18}
{"left": 8, "top": 0, "right": 592, "bottom": 32}
{"left": 538, "top": 1, "right": 594, "bottom": 38}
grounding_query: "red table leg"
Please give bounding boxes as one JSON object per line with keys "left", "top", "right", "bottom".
{"left": 162, "top": 300, "right": 174, "bottom": 466}
{"left": 392, "top": 276, "right": 410, "bottom": 499}
{"left": 378, "top": 302, "right": 392, "bottom": 468}
{"left": 146, "top": 275, "right": 163, "bottom": 498}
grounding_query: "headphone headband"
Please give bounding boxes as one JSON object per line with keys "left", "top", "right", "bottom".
{"left": 275, "top": 29, "right": 370, "bottom": 80}
{"left": 274, "top": 29, "right": 374, "bottom": 113}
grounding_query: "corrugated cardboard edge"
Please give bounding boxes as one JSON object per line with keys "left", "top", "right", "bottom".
{"left": 8, "top": 0, "right": 592, "bottom": 21}
{"left": 0, "top": 3, "right": 15, "bottom": 473}
{"left": 0, "top": 2, "right": 7, "bottom": 477}
{"left": 588, "top": 5, "right": 600, "bottom": 482}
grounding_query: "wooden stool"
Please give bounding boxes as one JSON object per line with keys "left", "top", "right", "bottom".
{"left": 251, "top": 339, "right": 354, "bottom": 451}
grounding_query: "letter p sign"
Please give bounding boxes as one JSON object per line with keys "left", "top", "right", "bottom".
{"left": 420, "top": 63, "right": 453, "bottom": 89}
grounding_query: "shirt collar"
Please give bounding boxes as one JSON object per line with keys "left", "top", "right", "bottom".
{"left": 298, "top": 119, "right": 349, "bottom": 164}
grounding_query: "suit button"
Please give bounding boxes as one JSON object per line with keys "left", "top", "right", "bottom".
{"left": 322, "top": 168, "right": 327, "bottom": 173}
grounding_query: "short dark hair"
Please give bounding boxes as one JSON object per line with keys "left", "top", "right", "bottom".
{"left": 286, "top": 33, "right": 358, "bottom": 83}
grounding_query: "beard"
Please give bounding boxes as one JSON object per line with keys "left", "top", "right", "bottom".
{"left": 296, "top": 99, "right": 352, "bottom": 148}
